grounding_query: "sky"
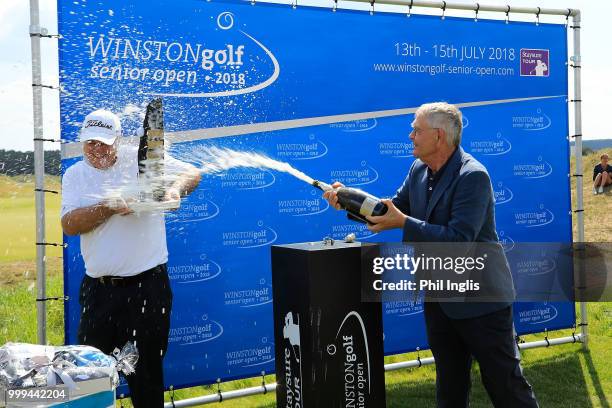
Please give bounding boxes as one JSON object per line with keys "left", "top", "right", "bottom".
{"left": 0, "top": 0, "right": 611, "bottom": 152}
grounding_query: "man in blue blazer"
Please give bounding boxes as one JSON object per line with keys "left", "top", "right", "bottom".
{"left": 325, "top": 102, "right": 538, "bottom": 408}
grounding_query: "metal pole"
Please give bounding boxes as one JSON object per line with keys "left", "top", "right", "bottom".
{"left": 162, "top": 334, "right": 582, "bottom": 407}
{"left": 337, "top": 0, "right": 578, "bottom": 17}
{"left": 29, "top": 0, "right": 47, "bottom": 345}
{"left": 570, "top": 10, "right": 588, "bottom": 351}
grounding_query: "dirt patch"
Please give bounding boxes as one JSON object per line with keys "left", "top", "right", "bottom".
{"left": 0, "top": 257, "right": 63, "bottom": 286}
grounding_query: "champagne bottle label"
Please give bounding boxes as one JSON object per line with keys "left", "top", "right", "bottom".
{"left": 359, "top": 196, "right": 378, "bottom": 216}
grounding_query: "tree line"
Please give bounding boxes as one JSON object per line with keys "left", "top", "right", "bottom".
{"left": 0, "top": 150, "right": 61, "bottom": 176}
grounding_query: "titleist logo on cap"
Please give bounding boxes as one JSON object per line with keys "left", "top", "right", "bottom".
{"left": 85, "top": 119, "right": 113, "bottom": 130}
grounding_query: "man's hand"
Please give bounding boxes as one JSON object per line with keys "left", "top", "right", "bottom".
{"left": 322, "top": 181, "right": 344, "bottom": 210}
{"left": 164, "top": 187, "right": 181, "bottom": 203}
{"left": 103, "top": 197, "right": 133, "bottom": 216}
{"left": 366, "top": 199, "right": 407, "bottom": 233}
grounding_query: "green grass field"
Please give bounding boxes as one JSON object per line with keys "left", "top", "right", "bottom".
{"left": 0, "top": 152, "right": 610, "bottom": 407}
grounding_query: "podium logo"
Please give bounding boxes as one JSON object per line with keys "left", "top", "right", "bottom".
{"left": 379, "top": 141, "right": 414, "bottom": 158}
{"left": 512, "top": 108, "right": 551, "bottom": 131}
{"left": 169, "top": 315, "right": 224, "bottom": 345}
{"left": 514, "top": 205, "right": 555, "bottom": 228}
{"left": 493, "top": 182, "right": 514, "bottom": 205}
{"left": 513, "top": 157, "right": 553, "bottom": 179}
{"left": 283, "top": 312, "right": 303, "bottom": 408}
{"left": 331, "top": 223, "right": 378, "bottom": 241}
{"left": 224, "top": 285, "right": 272, "bottom": 308}
{"left": 384, "top": 300, "right": 424, "bottom": 317}
{"left": 516, "top": 257, "right": 556, "bottom": 277}
{"left": 330, "top": 162, "right": 379, "bottom": 186}
{"left": 220, "top": 169, "right": 275, "bottom": 190}
{"left": 498, "top": 231, "right": 515, "bottom": 252}
{"left": 226, "top": 340, "right": 274, "bottom": 368}
{"left": 328, "top": 311, "right": 373, "bottom": 403}
{"left": 168, "top": 255, "right": 222, "bottom": 284}
{"left": 469, "top": 134, "right": 512, "bottom": 156}
{"left": 276, "top": 136, "right": 328, "bottom": 160}
{"left": 518, "top": 304, "right": 558, "bottom": 325}
{"left": 278, "top": 194, "right": 330, "bottom": 217}
{"left": 167, "top": 199, "right": 220, "bottom": 223}
{"left": 330, "top": 118, "right": 378, "bottom": 132}
{"left": 222, "top": 222, "right": 278, "bottom": 248}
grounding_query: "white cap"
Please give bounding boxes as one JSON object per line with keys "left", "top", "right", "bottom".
{"left": 79, "top": 109, "right": 121, "bottom": 145}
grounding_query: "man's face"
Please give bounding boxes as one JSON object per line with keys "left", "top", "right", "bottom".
{"left": 602, "top": 156, "right": 609, "bottom": 166}
{"left": 83, "top": 140, "right": 117, "bottom": 169}
{"left": 410, "top": 113, "right": 440, "bottom": 160}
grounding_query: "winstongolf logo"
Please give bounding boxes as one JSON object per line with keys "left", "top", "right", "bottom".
{"left": 498, "top": 231, "right": 515, "bottom": 252}
{"left": 226, "top": 341, "right": 274, "bottom": 369}
{"left": 224, "top": 281, "right": 272, "bottom": 308}
{"left": 514, "top": 205, "right": 555, "bottom": 228}
{"left": 518, "top": 304, "right": 558, "bottom": 325}
{"left": 330, "top": 162, "right": 379, "bottom": 186}
{"left": 169, "top": 315, "right": 224, "bottom": 345}
{"left": 512, "top": 108, "right": 551, "bottom": 131}
{"left": 331, "top": 223, "right": 378, "bottom": 241}
{"left": 220, "top": 168, "right": 275, "bottom": 190}
{"left": 378, "top": 141, "right": 414, "bottom": 158}
{"left": 222, "top": 221, "right": 278, "bottom": 248}
{"left": 468, "top": 133, "right": 512, "bottom": 156}
{"left": 277, "top": 194, "right": 330, "bottom": 217}
{"left": 330, "top": 118, "right": 378, "bottom": 132}
{"left": 166, "top": 198, "right": 220, "bottom": 223}
{"left": 87, "top": 11, "right": 279, "bottom": 97}
{"left": 513, "top": 157, "right": 553, "bottom": 179}
{"left": 168, "top": 255, "right": 222, "bottom": 284}
{"left": 276, "top": 135, "right": 328, "bottom": 160}
{"left": 384, "top": 300, "right": 424, "bottom": 317}
{"left": 516, "top": 257, "right": 556, "bottom": 277}
{"left": 493, "top": 182, "right": 514, "bottom": 205}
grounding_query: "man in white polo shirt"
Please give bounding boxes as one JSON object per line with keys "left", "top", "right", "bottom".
{"left": 61, "top": 109, "right": 201, "bottom": 408}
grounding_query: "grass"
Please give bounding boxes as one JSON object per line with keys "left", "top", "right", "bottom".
{"left": 0, "top": 150, "right": 611, "bottom": 407}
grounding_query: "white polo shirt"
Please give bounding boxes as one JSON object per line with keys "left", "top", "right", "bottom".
{"left": 61, "top": 143, "right": 176, "bottom": 278}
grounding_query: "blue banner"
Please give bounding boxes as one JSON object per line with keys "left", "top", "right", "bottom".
{"left": 58, "top": 0, "right": 574, "bottom": 391}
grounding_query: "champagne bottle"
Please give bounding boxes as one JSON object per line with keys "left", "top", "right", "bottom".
{"left": 313, "top": 180, "right": 388, "bottom": 224}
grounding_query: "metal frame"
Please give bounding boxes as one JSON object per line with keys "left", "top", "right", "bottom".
{"left": 30, "top": 0, "right": 587, "bottom": 404}
{"left": 163, "top": 335, "right": 583, "bottom": 407}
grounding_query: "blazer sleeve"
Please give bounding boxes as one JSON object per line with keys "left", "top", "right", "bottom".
{"left": 401, "top": 170, "right": 492, "bottom": 242}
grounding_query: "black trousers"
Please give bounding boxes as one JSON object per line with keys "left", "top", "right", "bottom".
{"left": 424, "top": 302, "right": 539, "bottom": 408}
{"left": 78, "top": 264, "right": 173, "bottom": 408}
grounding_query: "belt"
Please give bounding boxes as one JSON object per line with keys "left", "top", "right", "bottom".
{"left": 95, "top": 265, "right": 163, "bottom": 287}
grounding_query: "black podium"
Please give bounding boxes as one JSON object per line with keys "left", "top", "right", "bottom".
{"left": 271, "top": 242, "right": 386, "bottom": 408}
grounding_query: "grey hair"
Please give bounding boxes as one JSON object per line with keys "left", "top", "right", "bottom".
{"left": 416, "top": 102, "right": 463, "bottom": 147}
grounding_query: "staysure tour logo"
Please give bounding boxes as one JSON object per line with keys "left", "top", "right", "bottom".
{"left": 87, "top": 11, "right": 279, "bottom": 97}
{"left": 168, "top": 254, "right": 222, "bottom": 284}
{"left": 283, "top": 312, "right": 303, "bottom": 408}
{"left": 512, "top": 108, "right": 552, "bottom": 131}
{"left": 518, "top": 303, "right": 559, "bottom": 325}
{"left": 469, "top": 133, "right": 512, "bottom": 156}
{"left": 169, "top": 314, "right": 224, "bottom": 345}
{"left": 276, "top": 134, "right": 329, "bottom": 160}
{"left": 330, "top": 162, "right": 379, "bottom": 186}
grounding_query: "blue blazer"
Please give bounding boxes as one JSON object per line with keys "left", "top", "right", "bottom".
{"left": 392, "top": 147, "right": 515, "bottom": 319}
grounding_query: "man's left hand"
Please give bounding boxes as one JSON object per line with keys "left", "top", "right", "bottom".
{"left": 366, "top": 199, "right": 407, "bottom": 233}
